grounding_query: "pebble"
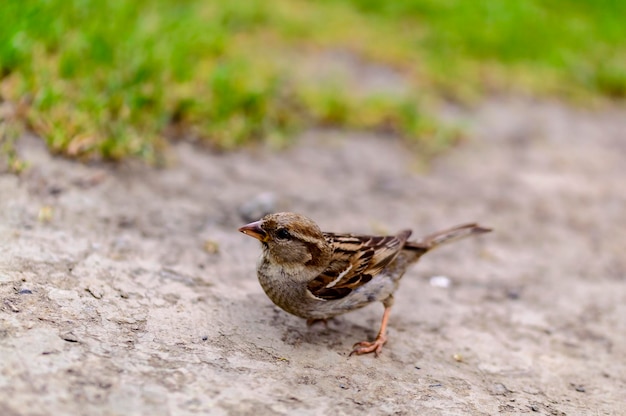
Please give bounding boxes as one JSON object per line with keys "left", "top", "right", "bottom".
{"left": 203, "top": 240, "right": 220, "bottom": 254}
{"left": 48, "top": 185, "right": 64, "bottom": 196}
{"left": 37, "top": 206, "right": 53, "bottom": 223}
{"left": 61, "top": 332, "right": 79, "bottom": 343}
{"left": 490, "top": 382, "right": 510, "bottom": 395}
{"left": 507, "top": 289, "right": 521, "bottom": 300}
{"left": 238, "top": 192, "right": 277, "bottom": 222}
{"left": 18, "top": 289, "right": 33, "bottom": 295}
{"left": 429, "top": 275, "right": 451, "bottom": 288}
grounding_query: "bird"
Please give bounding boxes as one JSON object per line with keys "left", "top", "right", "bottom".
{"left": 239, "top": 212, "right": 491, "bottom": 356}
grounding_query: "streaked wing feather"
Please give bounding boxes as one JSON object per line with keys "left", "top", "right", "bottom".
{"left": 307, "top": 230, "right": 411, "bottom": 300}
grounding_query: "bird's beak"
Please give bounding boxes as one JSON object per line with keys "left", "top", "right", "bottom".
{"left": 238, "top": 220, "right": 269, "bottom": 242}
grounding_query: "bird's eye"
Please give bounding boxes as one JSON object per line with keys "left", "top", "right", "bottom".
{"left": 275, "top": 228, "right": 291, "bottom": 240}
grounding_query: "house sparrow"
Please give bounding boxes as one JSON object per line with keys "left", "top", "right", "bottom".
{"left": 239, "top": 212, "right": 491, "bottom": 356}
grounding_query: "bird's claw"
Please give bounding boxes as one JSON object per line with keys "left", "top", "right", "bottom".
{"left": 306, "top": 318, "right": 328, "bottom": 327}
{"left": 349, "top": 335, "right": 387, "bottom": 357}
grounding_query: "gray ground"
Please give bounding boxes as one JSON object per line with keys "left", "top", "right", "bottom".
{"left": 1, "top": 97, "right": 625, "bottom": 415}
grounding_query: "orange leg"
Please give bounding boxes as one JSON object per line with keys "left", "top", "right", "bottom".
{"left": 350, "top": 304, "right": 392, "bottom": 357}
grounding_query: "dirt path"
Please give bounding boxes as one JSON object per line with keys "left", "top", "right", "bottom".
{"left": 1, "top": 97, "right": 625, "bottom": 415}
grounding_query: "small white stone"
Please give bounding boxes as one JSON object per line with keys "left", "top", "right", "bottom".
{"left": 429, "top": 275, "right": 451, "bottom": 288}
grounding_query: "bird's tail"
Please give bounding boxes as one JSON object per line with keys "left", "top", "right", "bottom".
{"left": 405, "top": 223, "right": 491, "bottom": 252}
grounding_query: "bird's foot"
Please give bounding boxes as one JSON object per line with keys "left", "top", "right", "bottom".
{"left": 349, "top": 334, "right": 387, "bottom": 357}
{"left": 306, "top": 318, "right": 328, "bottom": 327}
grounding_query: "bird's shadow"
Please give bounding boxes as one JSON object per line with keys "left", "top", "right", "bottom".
{"left": 271, "top": 305, "right": 380, "bottom": 352}
{"left": 235, "top": 293, "right": 379, "bottom": 353}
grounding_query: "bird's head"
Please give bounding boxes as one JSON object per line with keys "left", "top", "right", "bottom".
{"left": 239, "top": 212, "right": 331, "bottom": 270}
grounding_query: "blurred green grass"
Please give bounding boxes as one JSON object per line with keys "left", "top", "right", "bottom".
{"left": 0, "top": 0, "right": 624, "bottom": 165}
{"left": 336, "top": 0, "right": 626, "bottom": 98}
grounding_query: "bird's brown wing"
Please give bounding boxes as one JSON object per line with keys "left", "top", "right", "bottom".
{"left": 307, "top": 230, "right": 412, "bottom": 300}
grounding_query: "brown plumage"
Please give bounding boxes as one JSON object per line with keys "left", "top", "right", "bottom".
{"left": 239, "top": 212, "right": 491, "bottom": 356}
